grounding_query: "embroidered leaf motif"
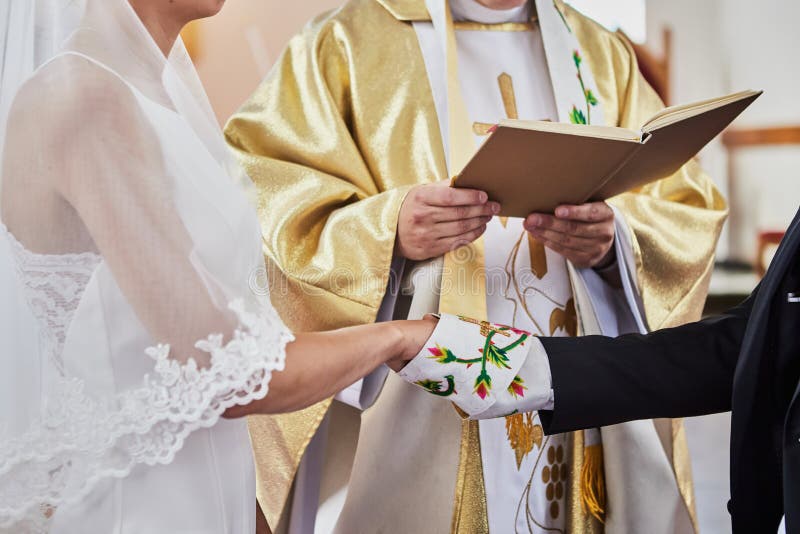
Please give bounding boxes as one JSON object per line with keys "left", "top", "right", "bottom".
{"left": 481, "top": 329, "right": 528, "bottom": 371}
{"left": 475, "top": 371, "right": 492, "bottom": 399}
{"left": 415, "top": 376, "right": 457, "bottom": 397}
{"left": 505, "top": 412, "right": 544, "bottom": 469}
{"left": 570, "top": 48, "right": 600, "bottom": 124}
{"left": 427, "top": 344, "right": 456, "bottom": 363}
{"left": 508, "top": 375, "right": 527, "bottom": 398}
{"left": 549, "top": 298, "right": 577, "bottom": 336}
{"left": 424, "top": 318, "right": 530, "bottom": 401}
{"left": 428, "top": 343, "right": 481, "bottom": 365}
{"left": 569, "top": 106, "right": 587, "bottom": 125}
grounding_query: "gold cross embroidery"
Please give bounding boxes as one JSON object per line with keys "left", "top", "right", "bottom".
{"left": 473, "top": 72, "right": 518, "bottom": 136}
{"left": 458, "top": 316, "right": 512, "bottom": 337}
{"left": 473, "top": 73, "right": 518, "bottom": 227}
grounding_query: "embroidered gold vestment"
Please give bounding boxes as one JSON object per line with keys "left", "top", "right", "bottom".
{"left": 224, "top": 1, "right": 727, "bottom": 531}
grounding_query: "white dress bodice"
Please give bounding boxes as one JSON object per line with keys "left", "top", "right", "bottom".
{"left": 1, "top": 52, "right": 275, "bottom": 534}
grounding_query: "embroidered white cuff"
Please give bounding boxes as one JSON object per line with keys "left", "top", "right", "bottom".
{"left": 399, "top": 313, "right": 552, "bottom": 417}
{"left": 474, "top": 336, "right": 554, "bottom": 418}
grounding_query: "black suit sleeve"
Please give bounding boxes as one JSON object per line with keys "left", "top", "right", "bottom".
{"left": 539, "top": 287, "right": 758, "bottom": 435}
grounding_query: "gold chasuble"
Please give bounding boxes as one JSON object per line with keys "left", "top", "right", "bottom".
{"left": 225, "top": 1, "right": 727, "bottom": 532}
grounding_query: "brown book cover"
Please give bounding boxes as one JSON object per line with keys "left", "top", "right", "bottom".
{"left": 452, "top": 90, "right": 762, "bottom": 217}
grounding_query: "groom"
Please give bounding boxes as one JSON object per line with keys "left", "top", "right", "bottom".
{"left": 225, "top": 0, "right": 727, "bottom": 532}
{"left": 405, "top": 208, "right": 800, "bottom": 533}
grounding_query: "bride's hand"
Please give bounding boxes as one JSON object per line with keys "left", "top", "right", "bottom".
{"left": 386, "top": 315, "right": 439, "bottom": 372}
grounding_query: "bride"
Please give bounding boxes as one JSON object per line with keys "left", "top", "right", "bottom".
{"left": 0, "top": 0, "right": 436, "bottom": 531}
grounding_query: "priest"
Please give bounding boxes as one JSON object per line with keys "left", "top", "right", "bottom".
{"left": 225, "top": 1, "right": 727, "bottom": 532}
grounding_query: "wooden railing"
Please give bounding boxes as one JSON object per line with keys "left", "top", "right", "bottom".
{"left": 722, "top": 126, "right": 800, "bottom": 148}
{"left": 722, "top": 125, "right": 800, "bottom": 272}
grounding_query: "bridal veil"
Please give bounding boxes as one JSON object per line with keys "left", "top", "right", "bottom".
{"left": 0, "top": 0, "right": 292, "bottom": 530}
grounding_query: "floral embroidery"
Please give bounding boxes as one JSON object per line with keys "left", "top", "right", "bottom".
{"left": 427, "top": 344, "right": 481, "bottom": 366}
{"left": 428, "top": 344, "right": 456, "bottom": 363}
{"left": 569, "top": 50, "right": 599, "bottom": 125}
{"left": 493, "top": 324, "right": 531, "bottom": 337}
{"left": 415, "top": 376, "right": 457, "bottom": 397}
{"left": 508, "top": 375, "right": 527, "bottom": 398}
{"left": 475, "top": 371, "right": 492, "bottom": 400}
{"left": 424, "top": 319, "right": 530, "bottom": 400}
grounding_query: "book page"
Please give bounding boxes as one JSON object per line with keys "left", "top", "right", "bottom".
{"left": 499, "top": 119, "right": 643, "bottom": 142}
{"left": 642, "top": 89, "right": 761, "bottom": 132}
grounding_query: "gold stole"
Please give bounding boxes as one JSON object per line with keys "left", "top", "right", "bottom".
{"left": 423, "top": 2, "right": 491, "bottom": 532}
{"left": 429, "top": 3, "right": 605, "bottom": 532}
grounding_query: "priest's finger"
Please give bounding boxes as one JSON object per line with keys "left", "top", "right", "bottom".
{"left": 424, "top": 185, "right": 489, "bottom": 207}
{"left": 433, "top": 202, "right": 500, "bottom": 223}
{"left": 437, "top": 215, "right": 493, "bottom": 238}
{"left": 526, "top": 226, "right": 608, "bottom": 253}
{"left": 524, "top": 214, "right": 614, "bottom": 239}
{"left": 437, "top": 224, "right": 488, "bottom": 254}
{"left": 553, "top": 201, "right": 614, "bottom": 222}
{"left": 531, "top": 237, "right": 603, "bottom": 268}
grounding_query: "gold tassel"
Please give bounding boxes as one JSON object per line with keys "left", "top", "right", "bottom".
{"left": 580, "top": 444, "right": 606, "bottom": 523}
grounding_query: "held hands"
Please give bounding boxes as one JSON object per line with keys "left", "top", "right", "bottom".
{"left": 523, "top": 201, "right": 616, "bottom": 269}
{"left": 396, "top": 182, "right": 500, "bottom": 261}
{"left": 386, "top": 315, "right": 439, "bottom": 372}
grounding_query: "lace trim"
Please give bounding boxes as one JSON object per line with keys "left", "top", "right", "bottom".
{"left": 0, "top": 299, "right": 294, "bottom": 529}
{"left": 1, "top": 224, "right": 102, "bottom": 265}
{"left": 2, "top": 226, "right": 102, "bottom": 372}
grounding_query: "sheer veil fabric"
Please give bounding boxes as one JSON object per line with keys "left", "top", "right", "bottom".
{"left": 0, "top": 0, "right": 293, "bottom": 531}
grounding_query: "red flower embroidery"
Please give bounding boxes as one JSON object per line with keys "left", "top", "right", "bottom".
{"left": 492, "top": 323, "right": 532, "bottom": 336}
{"left": 508, "top": 375, "right": 527, "bottom": 399}
{"left": 475, "top": 370, "right": 492, "bottom": 400}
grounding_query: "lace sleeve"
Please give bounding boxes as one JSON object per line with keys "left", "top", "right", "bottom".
{"left": 0, "top": 299, "right": 293, "bottom": 530}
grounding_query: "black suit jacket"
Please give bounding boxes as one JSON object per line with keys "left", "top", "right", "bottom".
{"left": 539, "top": 207, "right": 800, "bottom": 534}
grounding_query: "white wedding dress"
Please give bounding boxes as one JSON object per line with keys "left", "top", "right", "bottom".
{"left": 0, "top": 1, "right": 293, "bottom": 532}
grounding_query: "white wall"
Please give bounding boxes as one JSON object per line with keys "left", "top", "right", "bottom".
{"left": 647, "top": 0, "right": 800, "bottom": 262}
{"left": 718, "top": 0, "right": 800, "bottom": 261}
{"left": 191, "top": 1, "right": 344, "bottom": 124}
{"left": 645, "top": 2, "right": 799, "bottom": 533}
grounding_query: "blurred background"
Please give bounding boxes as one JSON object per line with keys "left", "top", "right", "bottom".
{"left": 185, "top": 2, "right": 799, "bottom": 532}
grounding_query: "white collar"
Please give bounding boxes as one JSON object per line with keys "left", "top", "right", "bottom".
{"left": 449, "top": 0, "right": 531, "bottom": 23}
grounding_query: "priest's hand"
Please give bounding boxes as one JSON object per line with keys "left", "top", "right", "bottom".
{"left": 396, "top": 182, "right": 501, "bottom": 261}
{"left": 523, "top": 201, "right": 616, "bottom": 269}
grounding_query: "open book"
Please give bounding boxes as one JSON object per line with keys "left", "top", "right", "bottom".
{"left": 453, "top": 89, "right": 762, "bottom": 217}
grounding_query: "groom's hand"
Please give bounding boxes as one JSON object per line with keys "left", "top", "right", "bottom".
{"left": 397, "top": 182, "right": 500, "bottom": 261}
{"left": 523, "top": 201, "right": 616, "bottom": 269}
